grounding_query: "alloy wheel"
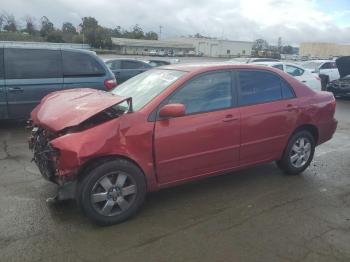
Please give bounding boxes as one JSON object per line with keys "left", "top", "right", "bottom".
{"left": 90, "top": 171, "right": 137, "bottom": 216}
{"left": 289, "top": 137, "right": 312, "bottom": 168}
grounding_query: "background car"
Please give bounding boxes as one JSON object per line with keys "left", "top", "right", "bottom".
{"left": 30, "top": 64, "right": 337, "bottom": 225}
{"left": 105, "top": 59, "right": 152, "bottom": 84}
{"left": 0, "top": 45, "right": 116, "bottom": 120}
{"left": 145, "top": 59, "right": 171, "bottom": 67}
{"left": 326, "top": 56, "right": 350, "bottom": 97}
{"left": 252, "top": 61, "right": 322, "bottom": 91}
{"left": 301, "top": 60, "right": 340, "bottom": 89}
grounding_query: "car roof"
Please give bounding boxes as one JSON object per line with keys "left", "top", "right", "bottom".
{"left": 303, "top": 60, "right": 333, "bottom": 63}
{"left": 162, "top": 62, "right": 286, "bottom": 73}
{"left": 253, "top": 61, "right": 306, "bottom": 68}
{"left": 0, "top": 43, "right": 95, "bottom": 54}
{"left": 105, "top": 58, "right": 148, "bottom": 63}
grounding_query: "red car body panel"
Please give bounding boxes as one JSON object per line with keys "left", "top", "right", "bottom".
{"left": 31, "top": 88, "right": 130, "bottom": 132}
{"left": 30, "top": 64, "right": 337, "bottom": 192}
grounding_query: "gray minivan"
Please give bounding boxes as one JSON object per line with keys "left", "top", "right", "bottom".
{"left": 0, "top": 45, "right": 116, "bottom": 120}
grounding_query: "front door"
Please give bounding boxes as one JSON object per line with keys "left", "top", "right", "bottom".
{"left": 154, "top": 71, "right": 240, "bottom": 185}
{"left": 4, "top": 48, "right": 63, "bottom": 119}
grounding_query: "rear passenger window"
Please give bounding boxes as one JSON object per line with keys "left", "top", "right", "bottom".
{"left": 62, "top": 51, "right": 105, "bottom": 77}
{"left": 238, "top": 70, "right": 282, "bottom": 105}
{"left": 121, "top": 60, "right": 144, "bottom": 69}
{"left": 0, "top": 48, "right": 4, "bottom": 79}
{"left": 5, "top": 48, "right": 62, "bottom": 79}
{"left": 168, "top": 71, "right": 232, "bottom": 114}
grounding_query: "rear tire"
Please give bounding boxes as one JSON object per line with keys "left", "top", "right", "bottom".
{"left": 277, "top": 130, "right": 315, "bottom": 175}
{"left": 77, "top": 159, "right": 146, "bottom": 225}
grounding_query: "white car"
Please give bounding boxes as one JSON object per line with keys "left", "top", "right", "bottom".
{"left": 252, "top": 62, "right": 322, "bottom": 91}
{"left": 301, "top": 60, "right": 340, "bottom": 82}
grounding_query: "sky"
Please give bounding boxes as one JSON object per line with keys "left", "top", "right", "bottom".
{"left": 2, "top": 0, "right": 350, "bottom": 45}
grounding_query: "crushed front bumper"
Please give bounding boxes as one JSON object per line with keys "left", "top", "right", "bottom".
{"left": 28, "top": 126, "right": 77, "bottom": 200}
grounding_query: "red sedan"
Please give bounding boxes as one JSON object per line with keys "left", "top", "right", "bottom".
{"left": 29, "top": 64, "right": 337, "bottom": 225}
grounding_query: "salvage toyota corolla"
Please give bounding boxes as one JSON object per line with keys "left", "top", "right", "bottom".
{"left": 29, "top": 64, "right": 337, "bottom": 225}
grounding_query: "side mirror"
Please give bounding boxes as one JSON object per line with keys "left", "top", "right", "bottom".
{"left": 159, "top": 103, "right": 185, "bottom": 118}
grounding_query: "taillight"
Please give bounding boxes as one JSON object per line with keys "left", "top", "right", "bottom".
{"left": 104, "top": 78, "right": 117, "bottom": 90}
{"left": 315, "top": 76, "right": 321, "bottom": 81}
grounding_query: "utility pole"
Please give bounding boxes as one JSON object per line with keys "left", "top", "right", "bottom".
{"left": 159, "top": 25, "right": 162, "bottom": 40}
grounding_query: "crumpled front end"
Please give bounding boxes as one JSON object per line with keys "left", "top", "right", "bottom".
{"left": 28, "top": 126, "right": 60, "bottom": 183}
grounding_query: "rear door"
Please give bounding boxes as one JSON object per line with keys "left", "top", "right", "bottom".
{"left": 4, "top": 48, "right": 63, "bottom": 119}
{"left": 154, "top": 70, "right": 241, "bottom": 185}
{"left": 0, "top": 48, "right": 6, "bottom": 119}
{"left": 238, "top": 70, "right": 297, "bottom": 165}
{"left": 62, "top": 50, "right": 107, "bottom": 90}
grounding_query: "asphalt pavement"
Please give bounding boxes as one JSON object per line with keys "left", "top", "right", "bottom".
{"left": 0, "top": 99, "right": 350, "bottom": 262}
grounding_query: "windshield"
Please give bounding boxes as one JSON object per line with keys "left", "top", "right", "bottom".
{"left": 112, "top": 69, "right": 187, "bottom": 111}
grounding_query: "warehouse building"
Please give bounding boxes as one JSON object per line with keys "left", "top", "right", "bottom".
{"left": 111, "top": 38, "right": 194, "bottom": 55}
{"left": 164, "top": 37, "right": 253, "bottom": 57}
{"left": 300, "top": 42, "right": 350, "bottom": 59}
{"left": 112, "top": 37, "right": 253, "bottom": 57}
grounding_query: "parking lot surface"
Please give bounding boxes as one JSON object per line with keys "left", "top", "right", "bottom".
{"left": 1, "top": 98, "right": 350, "bottom": 262}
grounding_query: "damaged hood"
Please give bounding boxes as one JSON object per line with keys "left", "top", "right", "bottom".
{"left": 31, "top": 88, "right": 130, "bottom": 132}
{"left": 336, "top": 56, "right": 350, "bottom": 79}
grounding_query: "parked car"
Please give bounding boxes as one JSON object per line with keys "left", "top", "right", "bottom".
{"left": 0, "top": 46, "right": 116, "bottom": 120}
{"left": 105, "top": 59, "right": 152, "bottom": 84}
{"left": 145, "top": 59, "right": 171, "bottom": 67}
{"left": 326, "top": 56, "right": 350, "bottom": 97}
{"left": 148, "top": 50, "right": 157, "bottom": 56}
{"left": 301, "top": 60, "right": 340, "bottom": 89}
{"left": 252, "top": 62, "right": 322, "bottom": 91}
{"left": 158, "top": 50, "right": 166, "bottom": 57}
{"left": 29, "top": 64, "right": 337, "bottom": 225}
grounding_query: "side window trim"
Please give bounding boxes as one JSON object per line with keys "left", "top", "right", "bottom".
{"left": 148, "top": 70, "right": 237, "bottom": 122}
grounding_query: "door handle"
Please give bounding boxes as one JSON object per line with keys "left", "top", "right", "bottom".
{"left": 301, "top": 80, "right": 307, "bottom": 83}
{"left": 286, "top": 104, "right": 296, "bottom": 111}
{"left": 8, "top": 87, "right": 24, "bottom": 93}
{"left": 222, "top": 114, "right": 239, "bottom": 122}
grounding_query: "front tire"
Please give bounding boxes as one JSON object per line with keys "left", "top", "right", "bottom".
{"left": 277, "top": 130, "right": 315, "bottom": 175}
{"left": 77, "top": 159, "right": 146, "bottom": 225}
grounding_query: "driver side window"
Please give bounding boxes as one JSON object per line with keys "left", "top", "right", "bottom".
{"left": 168, "top": 71, "right": 232, "bottom": 115}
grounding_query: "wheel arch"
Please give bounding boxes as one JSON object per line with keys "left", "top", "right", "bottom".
{"left": 76, "top": 154, "right": 147, "bottom": 187}
{"left": 291, "top": 124, "right": 319, "bottom": 144}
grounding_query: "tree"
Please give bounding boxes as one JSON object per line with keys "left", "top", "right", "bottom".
{"left": 111, "top": 26, "right": 122, "bottom": 37}
{"left": 252, "top": 39, "right": 269, "bottom": 51}
{"left": 145, "top": 31, "right": 158, "bottom": 40}
{"left": 46, "top": 30, "right": 64, "bottom": 43}
{"left": 40, "top": 16, "right": 54, "bottom": 37}
{"left": 3, "top": 13, "right": 17, "bottom": 32}
{"left": 282, "top": 45, "right": 293, "bottom": 54}
{"left": 80, "top": 17, "right": 112, "bottom": 49}
{"left": 0, "top": 13, "right": 5, "bottom": 31}
{"left": 62, "top": 22, "right": 76, "bottom": 34}
{"left": 24, "top": 16, "right": 36, "bottom": 35}
{"left": 130, "top": 24, "right": 144, "bottom": 39}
